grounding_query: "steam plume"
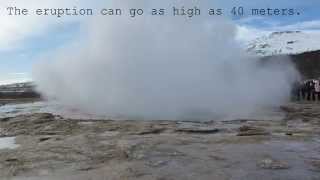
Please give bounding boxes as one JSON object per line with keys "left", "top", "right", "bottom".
{"left": 33, "top": 1, "right": 299, "bottom": 120}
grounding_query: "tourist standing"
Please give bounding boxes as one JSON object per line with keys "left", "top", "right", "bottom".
{"left": 315, "top": 79, "right": 320, "bottom": 101}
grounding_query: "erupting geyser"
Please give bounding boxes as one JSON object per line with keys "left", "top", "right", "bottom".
{"left": 33, "top": 0, "right": 299, "bottom": 120}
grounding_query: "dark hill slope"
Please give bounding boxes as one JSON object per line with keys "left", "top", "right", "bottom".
{"left": 262, "top": 50, "right": 320, "bottom": 79}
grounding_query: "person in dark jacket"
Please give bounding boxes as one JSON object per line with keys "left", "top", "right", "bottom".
{"left": 292, "top": 81, "right": 301, "bottom": 101}
{"left": 301, "top": 81, "right": 307, "bottom": 100}
{"left": 306, "top": 80, "right": 315, "bottom": 101}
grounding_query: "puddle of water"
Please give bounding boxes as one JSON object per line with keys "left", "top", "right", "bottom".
{"left": 0, "top": 137, "right": 19, "bottom": 150}
{"left": 78, "top": 121, "right": 95, "bottom": 125}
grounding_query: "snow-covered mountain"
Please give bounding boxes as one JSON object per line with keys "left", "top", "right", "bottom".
{"left": 247, "top": 31, "right": 320, "bottom": 56}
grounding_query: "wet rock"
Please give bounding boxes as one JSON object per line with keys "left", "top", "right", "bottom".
{"left": 117, "top": 140, "right": 148, "bottom": 160}
{"left": 258, "top": 158, "right": 290, "bottom": 170}
{"left": 308, "top": 160, "right": 320, "bottom": 172}
{"left": 0, "top": 117, "right": 10, "bottom": 122}
{"left": 285, "top": 132, "right": 294, "bottom": 136}
{"left": 175, "top": 122, "right": 219, "bottom": 134}
{"left": 136, "top": 128, "right": 166, "bottom": 135}
{"left": 209, "top": 155, "right": 226, "bottom": 161}
{"left": 147, "top": 160, "right": 169, "bottom": 168}
{"left": 31, "top": 113, "right": 55, "bottom": 124}
{"left": 38, "top": 131, "right": 64, "bottom": 136}
{"left": 280, "top": 106, "right": 301, "bottom": 113}
{"left": 5, "top": 158, "right": 19, "bottom": 162}
{"left": 0, "top": 113, "right": 81, "bottom": 136}
{"left": 237, "top": 125, "right": 270, "bottom": 136}
{"left": 77, "top": 165, "right": 96, "bottom": 171}
{"left": 176, "top": 127, "right": 219, "bottom": 134}
{"left": 39, "top": 137, "right": 52, "bottom": 142}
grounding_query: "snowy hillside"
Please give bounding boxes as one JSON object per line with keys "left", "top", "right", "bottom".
{"left": 247, "top": 31, "right": 320, "bottom": 56}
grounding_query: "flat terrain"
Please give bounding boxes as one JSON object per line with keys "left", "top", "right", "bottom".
{"left": 0, "top": 101, "right": 319, "bottom": 180}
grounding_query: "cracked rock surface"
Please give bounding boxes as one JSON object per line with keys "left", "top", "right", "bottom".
{"left": 0, "top": 102, "right": 320, "bottom": 180}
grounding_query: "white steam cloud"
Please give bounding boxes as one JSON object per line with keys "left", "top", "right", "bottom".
{"left": 33, "top": 1, "right": 299, "bottom": 120}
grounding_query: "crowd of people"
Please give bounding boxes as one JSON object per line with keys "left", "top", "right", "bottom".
{"left": 292, "top": 79, "right": 320, "bottom": 101}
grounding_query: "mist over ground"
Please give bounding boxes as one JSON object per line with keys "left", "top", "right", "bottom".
{"left": 33, "top": 1, "right": 299, "bottom": 120}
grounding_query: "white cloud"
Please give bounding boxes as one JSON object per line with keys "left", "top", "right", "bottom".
{"left": 0, "top": 72, "right": 31, "bottom": 85}
{"left": 273, "top": 20, "right": 320, "bottom": 31}
{"left": 0, "top": 0, "right": 89, "bottom": 51}
{"left": 236, "top": 25, "right": 270, "bottom": 43}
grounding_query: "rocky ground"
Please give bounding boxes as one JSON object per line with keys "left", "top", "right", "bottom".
{"left": 0, "top": 102, "right": 319, "bottom": 180}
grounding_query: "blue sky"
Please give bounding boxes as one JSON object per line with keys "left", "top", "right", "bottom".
{"left": 0, "top": 0, "right": 320, "bottom": 84}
